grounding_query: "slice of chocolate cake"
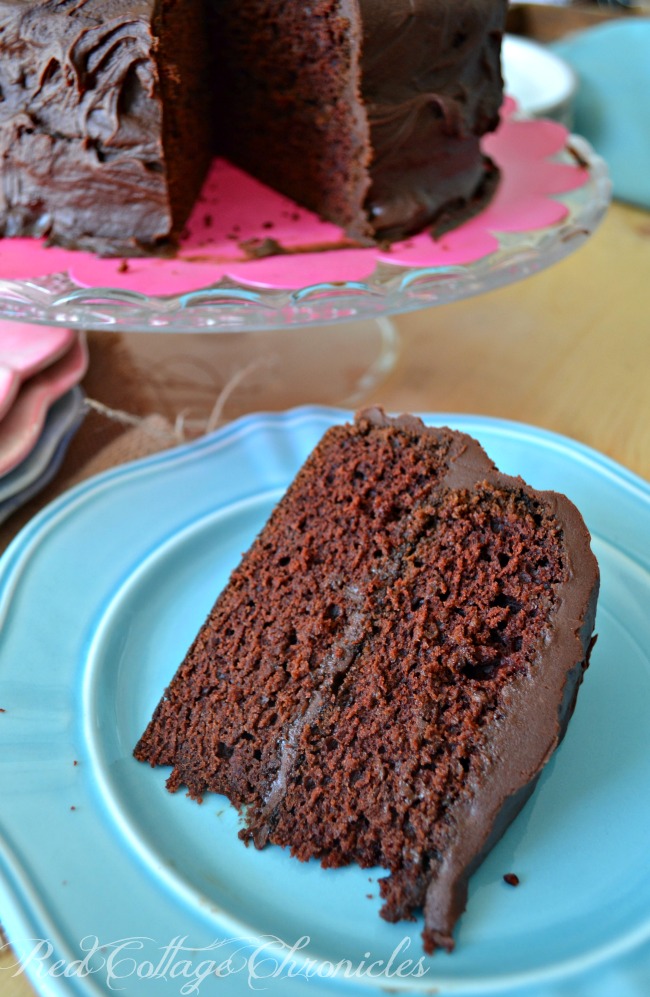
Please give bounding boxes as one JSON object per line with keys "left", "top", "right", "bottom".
{"left": 135, "top": 409, "right": 599, "bottom": 953}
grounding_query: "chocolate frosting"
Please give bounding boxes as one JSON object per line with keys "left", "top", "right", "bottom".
{"left": 359, "top": 0, "right": 508, "bottom": 239}
{"left": 0, "top": 0, "right": 173, "bottom": 254}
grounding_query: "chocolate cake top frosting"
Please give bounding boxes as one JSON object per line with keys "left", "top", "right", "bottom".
{"left": 0, "top": 0, "right": 167, "bottom": 249}
{"left": 135, "top": 409, "right": 599, "bottom": 953}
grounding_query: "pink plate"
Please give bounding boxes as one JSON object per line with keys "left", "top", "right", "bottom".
{"left": 0, "top": 333, "right": 88, "bottom": 477}
{"left": 0, "top": 101, "right": 592, "bottom": 296}
{"left": 0, "top": 324, "right": 76, "bottom": 420}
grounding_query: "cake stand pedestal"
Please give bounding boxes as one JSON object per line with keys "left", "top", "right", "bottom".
{"left": 116, "top": 319, "right": 400, "bottom": 430}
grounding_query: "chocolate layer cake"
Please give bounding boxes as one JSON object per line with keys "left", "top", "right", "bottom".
{"left": 135, "top": 409, "right": 599, "bottom": 953}
{"left": 0, "top": 0, "right": 507, "bottom": 255}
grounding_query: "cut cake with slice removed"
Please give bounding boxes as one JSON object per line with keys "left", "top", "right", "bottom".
{"left": 134, "top": 408, "right": 599, "bottom": 953}
{"left": 0, "top": 0, "right": 507, "bottom": 255}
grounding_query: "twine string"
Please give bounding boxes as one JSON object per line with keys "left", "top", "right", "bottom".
{"left": 83, "top": 358, "right": 265, "bottom": 444}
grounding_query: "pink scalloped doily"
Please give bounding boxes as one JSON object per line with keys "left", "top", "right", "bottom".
{"left": 0, "top": 100, "right": 588, "bottom": 295}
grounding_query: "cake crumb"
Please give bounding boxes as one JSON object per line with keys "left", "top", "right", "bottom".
{"left": 503, "top": 873, "right": 520, "bottom": 887}
{"left": 117, "top": 260, "right": 129, "bottom": 273}
{"left": 568, "top": 143, "right": 589, "bottom": 169}
{"left": 239, "top": 237, "right": 287, "bottom": 259}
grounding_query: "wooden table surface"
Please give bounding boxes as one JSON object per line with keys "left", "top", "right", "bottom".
{"left": 1, "top": 197, "right": 649, "bottom": 995}
{"left": 387, "top": 199, "right": 650, "bottom": 483}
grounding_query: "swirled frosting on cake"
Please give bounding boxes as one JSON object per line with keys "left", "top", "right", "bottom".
{"left": 0, "top": 0, "right": 209, "bottom": 254}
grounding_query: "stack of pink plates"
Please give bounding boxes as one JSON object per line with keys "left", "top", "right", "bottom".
{"left": 0, "top": 324, "right": 88, "bottom": 524}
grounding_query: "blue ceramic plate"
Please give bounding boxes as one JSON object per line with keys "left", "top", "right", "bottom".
{"left": 0, "top": 407, "right": 649, "bottom": 997}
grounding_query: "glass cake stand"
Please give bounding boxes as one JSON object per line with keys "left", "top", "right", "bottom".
{"left": 0, "top": 110, "right": 611, "bottom": 414}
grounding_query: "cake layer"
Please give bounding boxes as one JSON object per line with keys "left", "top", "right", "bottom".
{"left": 212, "top": 0, "right": 374, "bottom": 242}
{"left": 135, "top": 409, "right": 599, "bottom": 953}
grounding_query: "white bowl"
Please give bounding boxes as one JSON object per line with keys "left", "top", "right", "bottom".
{"left": 502, "top": 33, "right": 578, "bottom": 127}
